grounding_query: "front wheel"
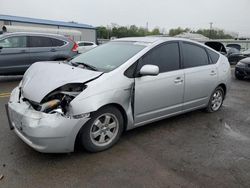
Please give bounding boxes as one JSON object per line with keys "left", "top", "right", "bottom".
{"left": 79, "top": 106, "right": 124, "bottom": 152}
{"left": 206, "top": 87, "right": 224, "bottom": 113}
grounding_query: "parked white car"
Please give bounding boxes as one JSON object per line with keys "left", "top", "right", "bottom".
{"left": 77, "top": 41, "right": 97, "bottom": 53}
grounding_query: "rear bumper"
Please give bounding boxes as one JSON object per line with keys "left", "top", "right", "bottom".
{"left": 6, "top": 87, "right": 90, "bottom": 153}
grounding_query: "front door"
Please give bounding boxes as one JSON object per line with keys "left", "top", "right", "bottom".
{"left": 0, "top": 35, "right": 30, "bottom": 74}
{"left": 134, "top": 42, "right": 184, "bottom": 125}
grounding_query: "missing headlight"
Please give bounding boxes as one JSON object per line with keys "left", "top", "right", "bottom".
{"left": 34, "top": 83, "right": 87, "bottom": 115}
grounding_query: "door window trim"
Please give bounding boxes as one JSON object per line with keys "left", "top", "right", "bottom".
{"left": 124, "top": 41, "right": 182, "bottom": 78}
{"left": 0, "top": 36, "right": 28, "bottom": 49}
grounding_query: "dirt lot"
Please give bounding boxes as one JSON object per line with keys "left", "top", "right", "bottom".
{"left": 0, "top": 71, "right": 249, "bottom": 188}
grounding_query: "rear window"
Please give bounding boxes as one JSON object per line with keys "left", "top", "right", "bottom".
{"left": 51, "top": 38, "right": 66, "bottom": 47}
{"left": 78, "top": 42, "right": 94, "bottom": 46}
{"left": 29, "top": 36, "right": 52, "bottom": 47}
{"left": 83, "top": 42, "right": 94, "bottom": 46}
{"left": 206, "top": 48, "right": 220, "bottom": 64}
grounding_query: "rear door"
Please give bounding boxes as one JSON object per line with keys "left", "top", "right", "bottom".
{"left": 134, "top": 42, "right": 184, "bottom": 125}
{"left": 0, "top": 35, "right": 30, "bottom": 74}
{"left": 181, "top": 42, "right": 218, "bottom": 110}
{"left": 28, "top": 36, "right": 54, "bottom": 63}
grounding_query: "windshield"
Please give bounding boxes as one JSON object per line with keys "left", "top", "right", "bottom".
{"left": 71, "top": 41, "right": 146, "bottom": 72}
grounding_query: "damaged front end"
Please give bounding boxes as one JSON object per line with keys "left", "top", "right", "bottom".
{"left": 6, "top": 61, "right": 103, "bottom": 153}
{"left": 25, "top": 83, "right": 87, "bottom": 117}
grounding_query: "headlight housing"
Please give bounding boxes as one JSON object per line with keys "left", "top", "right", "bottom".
{"left": 236, "top": 62, "right": 246, "bottom": 68}
{"left": 27, "top": 83, "right": 87, "bottom": 116}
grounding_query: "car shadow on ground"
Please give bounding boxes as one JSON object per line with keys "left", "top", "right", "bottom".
{"left": 28, "top": 108, "right": 211, "bottom": 160}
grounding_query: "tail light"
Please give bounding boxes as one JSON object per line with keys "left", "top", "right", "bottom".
{"left": 72, "top": 42, "right": 79, "bottom": 52}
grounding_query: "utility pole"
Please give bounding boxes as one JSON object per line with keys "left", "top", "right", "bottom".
{"left": 209, "top": 22, "right": 213, "bottom": 39}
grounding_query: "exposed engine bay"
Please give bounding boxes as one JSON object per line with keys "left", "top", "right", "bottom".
{"left": 24, "top": 83, "right": 86, "bottom": 116}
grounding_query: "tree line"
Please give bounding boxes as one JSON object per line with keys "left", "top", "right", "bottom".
{"left": 97, "top": 25, "right": 161, "bottom": 39}
{"left": 97, "top": 25, "right": 234, "bottom": 39}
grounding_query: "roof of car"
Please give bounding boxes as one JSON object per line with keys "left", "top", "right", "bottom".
{"left": 114, "top": 36, "right": 199, "bottom": 44}
{"left": 0, "top": 32, "right": 67, "bottom": 38}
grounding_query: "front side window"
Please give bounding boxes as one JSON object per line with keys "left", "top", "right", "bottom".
{"left": 137, "top": 42, "right": 180, "bottom": 73}
{"left": 0, "top": 36, "right": 27, "bottom": 48}
{"left": 183, "top": 43, "right": 209, "bottom": 68}
{"left": 71, "top": 41, "right": 146, "bottom": 72}
{"left": 29, "top": 36, "right": 52, "bottom": 47}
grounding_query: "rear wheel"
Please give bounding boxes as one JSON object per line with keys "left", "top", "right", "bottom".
{"left": 206, "top": 87, "right": 224, "bottom": 113}
{"left": 79, "top": 106, "right": 124, "bottom": 152}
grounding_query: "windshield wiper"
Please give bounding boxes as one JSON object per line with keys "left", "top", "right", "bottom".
{"left": 71, "top": 61, "right": 99, "bottom": 71}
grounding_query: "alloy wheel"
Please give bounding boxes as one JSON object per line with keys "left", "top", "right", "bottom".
{"left": 90, "top": 113, "right": 119, "bottom": 147}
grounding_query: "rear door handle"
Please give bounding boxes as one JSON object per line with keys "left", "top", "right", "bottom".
{"left": 174, "top": 77, "right": 183, "bottom": 84}
{"left": 210, "top": 70, "right": 217, "bottom": 76}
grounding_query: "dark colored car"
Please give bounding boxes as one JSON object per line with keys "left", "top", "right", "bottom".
{"left": 0, "top": 32, "right": 78, "bottom": 75}
{"left": 204, "top": 41, "right": 227, "bottom": 55}
{"left": 226, "top": 44, "right": 241, "bottom": 51}
{"left": 226, "top": 47, "right": 249, "bottom": 65}
{"left": 235, "top": 57, "right": 250, "bottom": 79}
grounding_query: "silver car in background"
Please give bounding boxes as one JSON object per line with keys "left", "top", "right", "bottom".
{"left": 6, "top": 37, "right": 231, "bottom": 153}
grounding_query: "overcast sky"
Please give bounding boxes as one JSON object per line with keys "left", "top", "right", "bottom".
{"left": 1, "top": 0, "right": 250, "bottom": 36}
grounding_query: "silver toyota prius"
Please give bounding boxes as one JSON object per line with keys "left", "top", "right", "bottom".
{"left": 6, "top": 37, "right": 231, "bottom": 153}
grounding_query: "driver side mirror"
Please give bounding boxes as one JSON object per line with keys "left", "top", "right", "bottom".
{"left": 139, "top": 64, "right": 159, "bottom": 76}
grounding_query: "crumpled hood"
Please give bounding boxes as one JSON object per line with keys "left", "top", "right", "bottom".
{"left": 21, "top": 61, "right": 102, "bottom": 103}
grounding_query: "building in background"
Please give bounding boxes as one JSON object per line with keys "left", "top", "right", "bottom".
{"left": 175, "top": 32, "right": 209, "bottom": 41}
{"left": 0, "top": 15, "right": 96, "bottom": 42}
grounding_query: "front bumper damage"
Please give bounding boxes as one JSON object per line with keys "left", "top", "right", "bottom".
{"left": 5, "top": 87, "right": 90, "bottom": 153}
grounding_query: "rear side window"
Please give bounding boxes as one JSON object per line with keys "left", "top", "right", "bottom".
{"left": 138, "top": 42, "right": 180, "bottom": 73}
{"left": 78, "top": 42, "right": 84, "bottom": 47}
{"left": 29, "top": 36, "right": 52, "bottom": 47}
{"left": 84, "top": 42, "right": 94, "bottom": 46}
{"left": 0, "top": 36, "right": 27, "bottom": 48}
{"left": 51, "top": 38, "right": 66, "bottom": 47}
{"left": 206, "top": 48, "right": 220, "bottom": 64}
{"left": 78, "top": 42, "right": 94, "bottom": 46}
{"left": 183, "top": 43, "right": 209, "bottom": 68}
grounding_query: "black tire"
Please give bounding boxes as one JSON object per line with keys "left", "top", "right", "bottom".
{"left": 79, "top": 106, "right": 124, "bottom": 152}
{"left": 206, "top": 86, "right": 224, "bottom": 113}
{"left": 235, "top": 72, "right": 244, "bottom": 80}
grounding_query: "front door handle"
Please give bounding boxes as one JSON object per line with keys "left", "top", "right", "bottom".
{"left": 174, "top": 77, "right": 183, "bottom": 84}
